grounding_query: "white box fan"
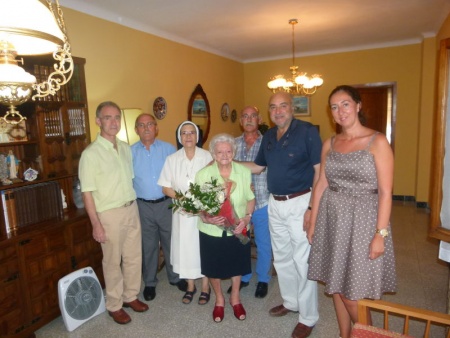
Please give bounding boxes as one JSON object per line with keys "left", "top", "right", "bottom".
{"left": 58, "top": 267, "right": 106, "bottom": 332}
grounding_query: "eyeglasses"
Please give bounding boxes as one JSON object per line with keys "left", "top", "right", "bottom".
{"left": 181, "top": 131, "right": 196, "bottom": 136}
{"left": 137, "top": 122, "right": 157, "bottom": 128}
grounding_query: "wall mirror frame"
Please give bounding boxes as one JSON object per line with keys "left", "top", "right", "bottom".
{"left": 187, "top": 84, "right": 211, "bottom": 145}
{"left": 429, "top": 38, "right": 450, "bottom": 242}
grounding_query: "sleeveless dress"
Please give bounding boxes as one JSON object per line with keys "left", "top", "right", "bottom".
{"left": 307, "top": 133, "right": 396, "bottom": 300}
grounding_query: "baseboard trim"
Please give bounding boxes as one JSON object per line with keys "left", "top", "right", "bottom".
{"left": 392, "top": 195, "right": 415, "bottom": 202}
{"left": 415, "top": 202, "right": 429, "bottom": 209}
{"left": 392, "top": 195, "right": 428, "bottom": 209}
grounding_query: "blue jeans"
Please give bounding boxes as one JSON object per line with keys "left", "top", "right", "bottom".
{"left": 241, "top": 205, "right": 272, "bottom": 283}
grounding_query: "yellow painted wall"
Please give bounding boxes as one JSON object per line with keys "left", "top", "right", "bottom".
{"left": 61, "top": 7, "right": 450, "bottom": 202}
{"left": 244, "top": 45, "right": 424, "bottom": 197}
{"left": 63, "top": 8, "right": 244, "bottom": 147}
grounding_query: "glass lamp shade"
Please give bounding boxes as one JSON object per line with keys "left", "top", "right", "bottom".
{"left": 0, "top": 0, "right": 64, "bottom": 55}
{"left": 0, "top": 64, "right": 36, "bottom": 83}
{"left": 0, "top": 63, "right": 36, "bottom": 106}
{"left": 302, "top": 81, "right": 315, "bottom": 89}
{"left": 294, "top": 73, "right": 309, "bottom": 85}
{"left": 311, "top": 75, "right": 324, "bottom": 87}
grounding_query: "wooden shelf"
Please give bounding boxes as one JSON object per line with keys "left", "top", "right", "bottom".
{"left": 0, "top": 55, "right": 99, "bottom": 338}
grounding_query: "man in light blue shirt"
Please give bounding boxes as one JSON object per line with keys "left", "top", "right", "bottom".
{"left": 131, "top": 113, "right": 187, "bottom": 301}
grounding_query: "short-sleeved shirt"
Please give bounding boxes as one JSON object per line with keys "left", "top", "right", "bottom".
{"left": 79, "top": 134, "right": 136, "bottom": 213}
{"left": 131, "top": 139, "right": 176, "bottom": 200}
{"left": 158, "top": 146, "right": 213, "bottom": 193}
{"left": 235, "top": 132, "right": 269, "bottom": 210}
{"left": 254, "top": 119, "right": 322, "bottom": 195}
{"left": 196, "top": 161, "right": 255, "bottom": 237}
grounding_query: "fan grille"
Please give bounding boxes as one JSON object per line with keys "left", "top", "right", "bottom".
{"left": 64, "top": 276, "right": 103, "bottom": 320}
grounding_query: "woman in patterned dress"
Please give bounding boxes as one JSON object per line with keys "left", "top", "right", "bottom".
{"left": 307, "top": 85, "right": 396, "bottom": 338}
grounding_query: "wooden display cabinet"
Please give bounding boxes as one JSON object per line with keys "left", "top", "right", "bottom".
{"left": 0, "top": 56, "right": 103, "bottom": 337}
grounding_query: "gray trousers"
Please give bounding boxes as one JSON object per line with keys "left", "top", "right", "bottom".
{"left": 137, "top": 198, "right": 179, "bottom": 287}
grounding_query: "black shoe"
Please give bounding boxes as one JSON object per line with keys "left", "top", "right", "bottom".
{"left": 170, "top": 279, "right": 188, "bottom": 292}
{"left": 143, "top": 286, "right": 156, "bottom": 301}
{"left": 254, "top": 282, "right": 268, "bottom": 298}
{"left": 226, "top": 281, "right": 249, "bottom": 294}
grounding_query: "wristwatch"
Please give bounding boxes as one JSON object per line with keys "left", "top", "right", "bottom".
{"left": 375, "top": 228, "right": 389, "bottom": 238}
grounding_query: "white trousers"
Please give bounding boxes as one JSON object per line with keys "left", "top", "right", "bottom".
{"left": 268, "top": 193, "right": 319, "bottom": 327}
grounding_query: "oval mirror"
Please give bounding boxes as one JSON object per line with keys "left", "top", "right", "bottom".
{"left": 187, "top": 84, "right": 210, "bottom": 146}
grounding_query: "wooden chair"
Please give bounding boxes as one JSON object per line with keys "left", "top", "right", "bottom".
{"left": 351, "top": 299, "right": 450, "bottom": 338}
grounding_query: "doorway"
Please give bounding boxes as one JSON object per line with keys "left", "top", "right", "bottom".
{"left": 336, "top": 82, "right": 396, "bottom": 150}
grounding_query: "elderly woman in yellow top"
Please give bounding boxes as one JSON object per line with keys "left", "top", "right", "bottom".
{"left": 195, "top": 133, "right": 255, "bottom": 323}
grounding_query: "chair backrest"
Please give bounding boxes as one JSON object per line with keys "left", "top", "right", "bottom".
{"left": 356, "top": 299, "right": 450, "bottom": 338}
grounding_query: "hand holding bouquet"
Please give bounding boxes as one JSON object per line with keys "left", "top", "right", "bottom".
{"left": 170, "top": 177, "right": 250, "bottom": 244}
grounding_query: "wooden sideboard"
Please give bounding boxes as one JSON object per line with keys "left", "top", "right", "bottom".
{"left": 0, "top": 56, "right": 104, "bottom": 337}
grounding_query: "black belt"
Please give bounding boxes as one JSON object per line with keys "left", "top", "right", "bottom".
{"left": 272, "top": 189, "right": 311, "bottom": 201}
{"left": 137, "top": 196, "right": 170, "bottom": 204}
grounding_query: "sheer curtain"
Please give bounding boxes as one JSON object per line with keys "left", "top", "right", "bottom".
{"left": 439, "top": 54, "right": 450, "bottom": 261}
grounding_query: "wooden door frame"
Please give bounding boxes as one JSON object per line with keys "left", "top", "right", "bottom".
{"left": 352, "top": 82, "right": 397, "bottom": 152}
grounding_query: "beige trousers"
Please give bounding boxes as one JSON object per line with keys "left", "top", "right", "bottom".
{"left": 98, "top": 201, "right": 142, "bottom": 311}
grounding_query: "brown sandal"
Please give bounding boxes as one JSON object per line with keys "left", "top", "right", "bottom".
{"left": 198, "top": 289, "right": 210, "bottom": 305}
{"left": 182, "top": 287, "right": 197, "bottom": 304}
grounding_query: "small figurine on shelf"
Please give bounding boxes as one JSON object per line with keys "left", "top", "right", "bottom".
{"left": 6, "top": 150, "right": 22, "bottom": 182}
{"left": 23, "top": 168, "right": 38, "bottom": 181}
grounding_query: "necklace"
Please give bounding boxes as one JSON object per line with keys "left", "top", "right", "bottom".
{"left": 185, "top": 157, "right": 196, "bottom": 182}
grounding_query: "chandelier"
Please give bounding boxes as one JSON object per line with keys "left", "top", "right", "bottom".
{"left": 267, "top": 19, "right": 323, "bottom": 96}
{"left": 0, "top": 0, "right": 73, "bottom": 124}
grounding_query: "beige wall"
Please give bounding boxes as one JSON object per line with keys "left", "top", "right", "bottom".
{"left": 62, "top": 7, "right": 450, "bottom": 202}
{"left": 64, "top": 8, "right": 244, "bottom": 147}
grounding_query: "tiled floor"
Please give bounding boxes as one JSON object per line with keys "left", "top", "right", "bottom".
{"left": 36, "top": 201, "right": 449, "bottom": 337}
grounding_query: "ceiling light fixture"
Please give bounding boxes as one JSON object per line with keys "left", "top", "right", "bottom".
{"left": 267, "top": 19, "right": 323, "bottom": 96}
{"left": 0, "top": 0, "right": 73, "bottom": 124}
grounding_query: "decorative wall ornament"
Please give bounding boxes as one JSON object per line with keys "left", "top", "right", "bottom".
{"left": 221, "top": 103, "right": 229, "bottom": 122}
{"left": 231, "top": 109, "right": 237, "bottom": 122}
{"left": 153, "top": 96, "right": 167, "bottom": 120}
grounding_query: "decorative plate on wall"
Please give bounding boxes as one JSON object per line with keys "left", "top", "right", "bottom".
{"left": 231, "top": 109, "right": 237, "bottom": 123}
{"left": 153, "top": 96, "right": 167, "bottom": 120}
{"left": 221, "top": 103, "right": 229, "bottom": 121}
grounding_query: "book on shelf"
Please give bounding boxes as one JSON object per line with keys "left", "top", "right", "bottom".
{"left": 1, "top": 190, "right": 9, "bottom": 233}
{"left": 2, "top": 181, "right": 64, "bottom": 234}
{"left": 1, "top": 190, "right": 18, "bottom": 234}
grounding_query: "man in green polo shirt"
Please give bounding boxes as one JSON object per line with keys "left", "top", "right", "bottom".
{"left": 79, "top": 101, "right": 148, "bottom": 325}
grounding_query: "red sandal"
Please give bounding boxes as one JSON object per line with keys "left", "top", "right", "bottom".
{"left": 213, "top": 305, "right": 224, "bottom": 323}
{"left": 231, "top": 303, "right": 246, "bottom": 320}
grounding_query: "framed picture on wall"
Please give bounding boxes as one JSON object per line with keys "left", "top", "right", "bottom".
{"left": 293, "top": 96, "right": 310, "bottom": 117}
{"left": 192, "top": 98, "right": 207, "bottom": 117}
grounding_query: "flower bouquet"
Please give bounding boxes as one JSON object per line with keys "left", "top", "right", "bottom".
{"left": 170, "top": 177, "right": 249, "bottom": 244}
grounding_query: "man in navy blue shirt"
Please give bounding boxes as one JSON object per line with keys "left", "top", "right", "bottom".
{"left": 245, "top": 92, "right": 321, "bottom": 338}
{"left": 131, "top": 113, "right": 187, "bottom": 301}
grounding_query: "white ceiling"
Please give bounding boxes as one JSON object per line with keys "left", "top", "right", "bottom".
{"left": 63, "top": 0, "right": 450, "bottom": 63}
